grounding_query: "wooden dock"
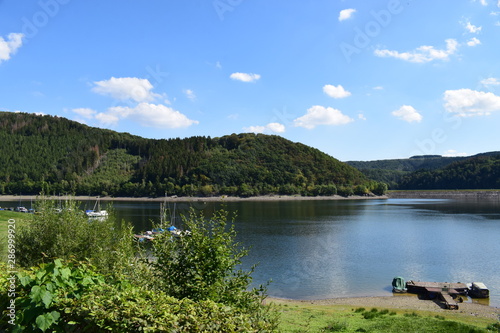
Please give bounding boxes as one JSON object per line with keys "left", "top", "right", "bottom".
{"left": 406, "top": 281, "right": 468, "bottom": 310}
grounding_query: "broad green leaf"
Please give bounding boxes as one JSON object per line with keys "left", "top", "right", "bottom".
{"left": 35, "top": 313, "right": 55, "bottom": 332}
{"left": 30, "top": 285, "right": 42, "bottom": 303}
{"left": 50, "top": 311, "right": 61, "bottom": 322}
{"left": 60, "top": 267, "right": 71, "bottom": 280}
{"left": 54, "top": 259, "right": 62, "bottom": 268}
{"left": 18, "top": 275, "right": 32, "bottom": 287}
{"left": 41, "top": 289, "right": 53, "bottom": 308}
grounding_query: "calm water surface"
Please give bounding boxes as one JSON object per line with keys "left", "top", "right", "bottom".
{"left": 4, "top": 198, "right": 500, "bottom": 307}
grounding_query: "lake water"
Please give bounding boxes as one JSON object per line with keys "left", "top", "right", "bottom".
{"left": 4, "top": 197, "right": 500, "bottom": 307}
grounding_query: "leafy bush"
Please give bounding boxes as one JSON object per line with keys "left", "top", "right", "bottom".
{"left": 1, "top": 259, "right": 278, "bottom": 332}
{"left": 149, "top": 208, "right": 270, "bottom": 309}
{"left": 16, "top": 198, "right": 135, "bottom": 274}
{"left": 1, "top": 259, "right": 104, "bottom": 332}
{"left": 1, "top": 202, "right": 279, "bottom": 331}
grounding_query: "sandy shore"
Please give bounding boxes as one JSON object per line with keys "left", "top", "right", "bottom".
{"left": 267, "top": 295, "right": 500, "bottom": 321}
{"left": 0, "top": 194, "right": 388, "bottom": 202}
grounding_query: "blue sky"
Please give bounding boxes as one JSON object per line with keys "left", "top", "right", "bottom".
{"left": 1, "top": 0, "right": 500, "bottom": 161}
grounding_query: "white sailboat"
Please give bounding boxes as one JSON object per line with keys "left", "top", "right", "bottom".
{"left": 86, "top": 197, "right": 108, "bottom": 218}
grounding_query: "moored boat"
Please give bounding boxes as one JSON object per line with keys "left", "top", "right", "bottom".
{"left": 86, "top": 197, "right": 108, "bottom": 218}
{"left": 467, "top": 282, "right": 489, "bottom": 298}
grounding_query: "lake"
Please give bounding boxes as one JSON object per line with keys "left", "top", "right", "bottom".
{"left": 3, "top": 197, "right": 500, "bottom": 307}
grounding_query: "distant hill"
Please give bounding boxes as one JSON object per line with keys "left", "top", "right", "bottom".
{"left": 0, "top": 111, "right": 385, "bottom": 197}
{"left": 397, "top": 153, "right": 500, "bottom": 190}
{"left": 347, "top": 152, "right": 500, "bottom": 190}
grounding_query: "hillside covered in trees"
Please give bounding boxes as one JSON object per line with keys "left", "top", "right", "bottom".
{"left": 346, "top": 155, "right": 467, "bottom": 188}
{"left": 397, "top": 153, "right": 500, "bottom": 190}
{"left": 347, "top": 152, "right": 500, "bottom": 190}
{"left": 0, "top": 111, "right": 385, "bottom": 197}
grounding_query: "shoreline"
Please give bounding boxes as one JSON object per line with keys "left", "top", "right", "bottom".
{"left": 267, "top": 295, "right": 500, "bottom": 320}
{"left": 388, "top": 190, "right": 500, "bottom": 200}
{"left": 0, "top": 194, "right": 388, "bottom": 202}
{"left": 2, "top": 190, "right": 500, "bottom": 202}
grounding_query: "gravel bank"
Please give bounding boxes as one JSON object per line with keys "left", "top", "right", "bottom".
{"left": 268, "top": 295, "right": 500, "bottom": 321}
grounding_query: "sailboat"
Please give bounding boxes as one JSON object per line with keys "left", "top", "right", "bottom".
{"left": 85, "top": 197, "right": 108, "bottom": 218}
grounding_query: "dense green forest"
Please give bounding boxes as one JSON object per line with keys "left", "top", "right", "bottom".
{"left": 347, "top": 152, "right": 500, "bottom": 189}
{"left": 0, "top": 111, "right": 386, "bottom": 197}
{"left": 397, "top": 154, "right": 500, "bottom": 190}
{"left": 346, "top": 155, "right": 467, "bottom": 188}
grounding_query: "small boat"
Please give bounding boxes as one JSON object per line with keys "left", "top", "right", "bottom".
{"left": 467, "top": 282, "right": 489, "bottom": 298}
{"left": 134, "top": 231, "right": 155, "bottom": 242}
{"left": 86, "top": 197, "right": 108, "bottom": 218}
{"left": 15, "top": 206, "right": 28, "bottom": 213}
{"left": 392, "top": 276, "right": 407, "bottom": 293}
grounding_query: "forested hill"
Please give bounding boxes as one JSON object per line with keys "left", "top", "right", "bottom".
{"left": 346, "top": 155, "right": 467, "bottom": 188}
{"left": 0, "top": 111, "right": 386, "bottom": 197}
{"left": 347, "top": 152, "right": 500, "bottom": 190}
{"left": 397, "top": 153, "right": 500, "bottom": 190}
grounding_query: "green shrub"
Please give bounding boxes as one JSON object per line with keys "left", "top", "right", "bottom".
{"left": 1, "top": 259, "right": 105, "bottom": 332}
{"left": 16, "top": 198, "right": 135, "bottom": 274}
{"left": 1, "top": 259, "right": 278, "bottom": 332}
{"left": 149, "top": 208, "right": 265, "bottom": 307}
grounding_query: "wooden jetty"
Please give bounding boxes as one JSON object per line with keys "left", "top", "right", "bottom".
{"left": 406, "top": 281, "right": 468, "bottom": 310}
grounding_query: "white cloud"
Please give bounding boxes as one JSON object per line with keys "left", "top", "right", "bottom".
{"left": 323, "top": 84, "right": 352, "bottom": 99}
{"left": 230, "top": 72, "right": 261, "bottom": 82}
{"left": 442, "top": 149, "right": 468, "bottom": 157}
{"left": 95, "top": 112, "right": 120, "bottom": 126}
{"left": 498, "top": 0, "right": 500, "bottom": 7}
{"left": 373, "top": 86, "right": 384, "bottom": 90}
{"left": 443, "top": 89, "right": 500, "bottom": 116}
{"left": 464, "top": 21, "right": 482, "bottom": 33}
{"left": 481, "top": 77, "right": 500, "bottom": 86}
{"left": 374, "top": 39, "right": 458, "bottom": 63}
{"left": 467, "top": 37, "right": 481, "bottom": 46}
{"left": 244, "top": 125, "right": 266, "bottom": 133}
{"left": 104, "top": 103, "right": 199, "bottom": 128}
{"left": 243, "top": 122, "right": 285, "bottom": 134}
{"left": 391, "top": 105, "right": 423, "bottom": 123}
{"left": 294, "top": 105, "right": 353, "bottom": 129}
{"left": 266, "top": 122, "right": 286, "bottom": 133}
{"left": 72, "top": 108, "right": 97, "bottom": 119}
{"left": 0, "top": 33, "right": 24, "bottom": 64}
{"left": 476, "top": 0, "right": 488, "bottom": 5}
{"left": 338, "top": 8, "right": 356, "bottom": 21}
{"left": 184, "top": 89, "right": 196, "bottom": 100}
{"left": 358, "top": 113, "right": 367, "bottom": 120}
{"left": 92, "top": 77, "right": 161, "bottom": 102}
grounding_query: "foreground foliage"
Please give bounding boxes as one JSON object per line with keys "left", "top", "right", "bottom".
{"left": 15, "top": 199, "right": 134, "bottom": 275}
{"left": 0, "top": 260, "right": 278, "bottom": 332}
{"left": 0, "top": 201, "right": 279, "bottom": 331}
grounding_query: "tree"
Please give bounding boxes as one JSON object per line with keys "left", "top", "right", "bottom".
{"left": 149, "top": 208, "right": 267, "bottom": 310}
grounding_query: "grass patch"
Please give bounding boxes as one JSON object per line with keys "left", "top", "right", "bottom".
{"left": 273, "top": 300, "right": 497, "bottom": 333}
